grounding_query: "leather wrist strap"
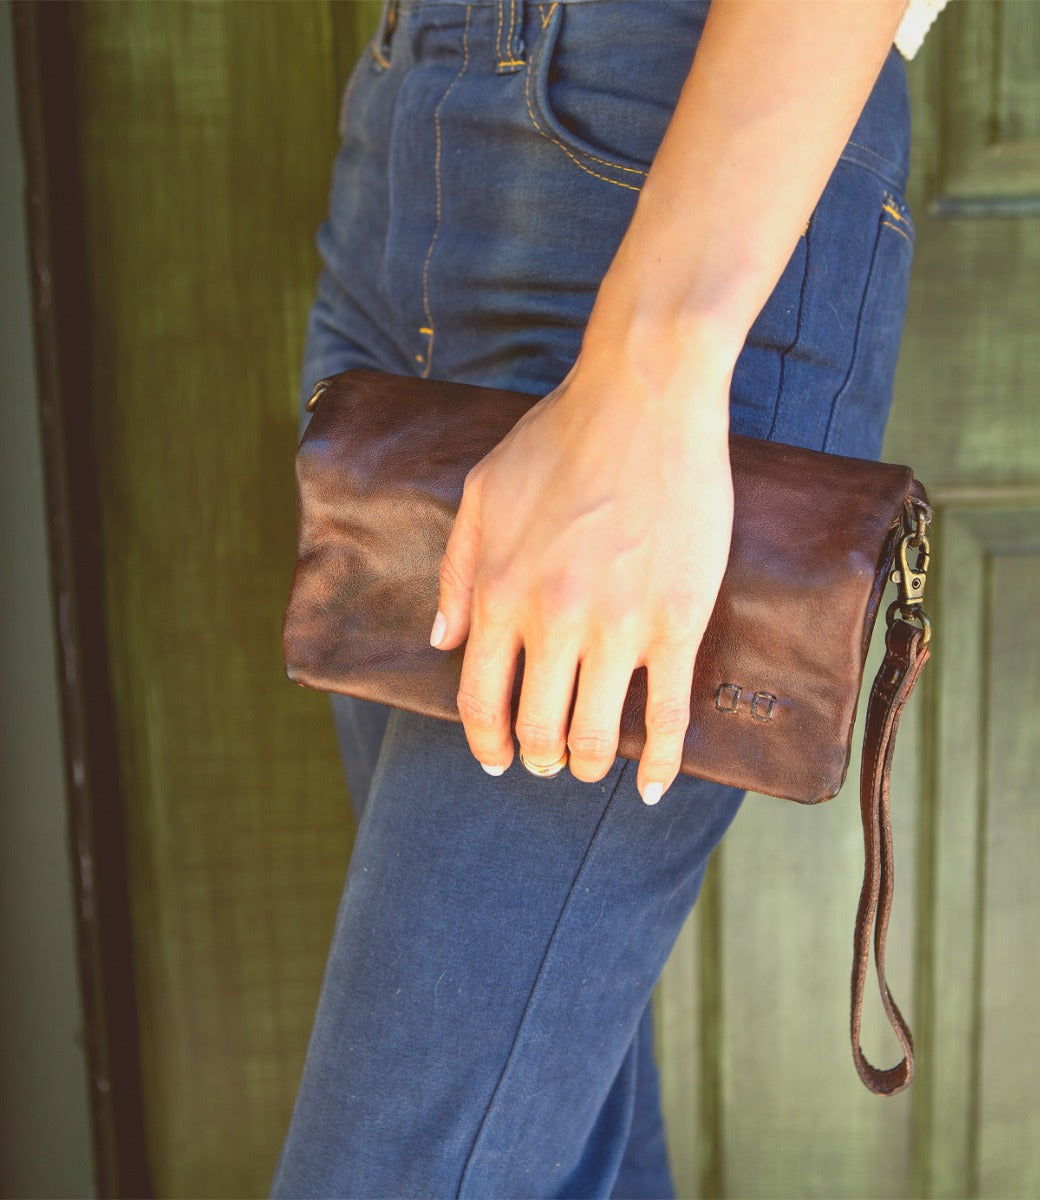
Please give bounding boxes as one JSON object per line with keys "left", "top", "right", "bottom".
{"left": 851, "top": 615, "right": 930, "bottom": 1095}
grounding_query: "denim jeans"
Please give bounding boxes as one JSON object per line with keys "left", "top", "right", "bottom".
{"left": 272, "top": 2, "right": 913, "bottom": 1196}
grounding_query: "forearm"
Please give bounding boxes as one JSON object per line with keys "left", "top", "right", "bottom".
{"left": 583, "top": 0, "right": 908, "bottom": 403}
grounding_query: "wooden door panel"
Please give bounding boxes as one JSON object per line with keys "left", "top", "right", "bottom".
{"left": 886, "top": 225, "right": 1040, "bottom": 487}
{"left": 977, "top": 541, "right": 1040, "bottom": 1200}
{"left": 919, "top": 505, "right": 1040, "bottom": 1199}
{"left": 930, "top": 0, "right": 1040, "bottom": 214}
{"left": 925, "top": 507, "right": 989, "bottom": 1197}
{"left": 658, "top": 5, "right": 1040, "bottom": 1197}
{"left": 657, "top": 914, "right": 709, "bottom": 1192}
{"left": 892, "top": 9, "right": 1040, "bottom": 1192}
{"left": 59, "top": 2, "right": 379, "bottom": 1193}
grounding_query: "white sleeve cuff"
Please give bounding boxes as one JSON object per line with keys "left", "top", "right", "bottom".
{"left": 895, "top": 0, "right": 950, "bottom": 59}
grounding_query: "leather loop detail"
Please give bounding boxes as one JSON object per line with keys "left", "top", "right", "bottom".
{"left": 851, "top": 617, "right": 929, "bottom": 1095}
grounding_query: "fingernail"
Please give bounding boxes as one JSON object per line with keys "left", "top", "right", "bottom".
{"left": 642, "top": 782, "right": 664, "bottom": 807}
{"left": 481, "top": 763, "right": 507, "bottom": 777}
{"left": 429, "top": 610, "right": 447, "bottom": 647}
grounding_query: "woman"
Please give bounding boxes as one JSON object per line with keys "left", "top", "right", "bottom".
{"left": 273, "top": 2, "right": 932, "bottom": 1195}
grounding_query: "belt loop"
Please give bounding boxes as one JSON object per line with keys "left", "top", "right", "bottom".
{"left": 495, "top": 0, "right": 527, "bottom": 73}
{"left": 372, "top": 0, "right": 399, "bottom": 71}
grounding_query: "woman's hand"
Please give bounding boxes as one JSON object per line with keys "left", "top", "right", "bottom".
{"left": 430, "top": 346, "right": 733, "bottom": 803}
{"left": 430, "top": 0, "right": 910, "bottom": 801}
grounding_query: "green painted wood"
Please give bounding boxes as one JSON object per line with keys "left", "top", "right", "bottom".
{"left": 657, "top": 909, "right": 707, "bottom": 1192}
{"left": 877, "top": 6, "right": 1040, "bottom": 1198}
{"left": 919, "top": 508, "right": 988, "bottom": 1199}
{"left": 930, "top": 0, "right": 1040, "bottom": 212}
{"left": 977, "top": 544, "right": 1040, "bottom": 1199}
{"left": 67, "top": 1, "right": 380, "bottom": 1193}
{"left": 657, "top": 4, "right": 1040, "bottom": 1197}
{"left": 890, "top": 6, "right": 1040, "bottom": 1193}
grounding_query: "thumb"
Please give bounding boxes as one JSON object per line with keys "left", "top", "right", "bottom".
{"left": 431, "top": 498, "right": 480, "bottom": 651}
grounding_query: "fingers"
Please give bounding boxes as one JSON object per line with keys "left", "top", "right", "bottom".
{"left": 434, "top": 473, "right": 522, "bottom": 774}
{"left": 568, "top": 636, "right": 696, "bottom": 803}
{"left": 433, "top": 466, "right": 701, "bottom": 799}
{"left": 454, "top": 585, "right": 521, "bottom": 774}
{"left": 513, "top": 636, "right": 581, "bottom": 775}
{"left": 431, "top": 481, "right": 481, "bottom": 653}
{"left": 637, "top": 637, "right": 698, "bottom": 805}
{"left": 566, "top": 646, "right": 638, "bottom": 784}
{"left": 442, "top": 578, "right": 698, "bottom": 801}
{"left": 446, "top": 595, "right": 697, "bottom": 803}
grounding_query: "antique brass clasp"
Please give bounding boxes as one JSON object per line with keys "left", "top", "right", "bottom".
{"left": 891, "top": 532, "right": 930, "bottom": 610}
{"left": 887, "top": 504, "right": 933, "bottom": 646}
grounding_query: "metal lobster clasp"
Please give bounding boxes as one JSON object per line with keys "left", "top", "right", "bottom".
{"left": 891, "top": 532, "right": 930, "bottom": 611}
{"left": 887, "top": 503, "right": 933, "bottom": 647}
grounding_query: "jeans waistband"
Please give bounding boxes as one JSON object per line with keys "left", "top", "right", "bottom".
{"left": 375, "top": 0, "right": 637, "bottom": 73}
{"left": 372, "top": 0, "right": 909, "bottom": 189}
{"left": 376, "top": 0, "right": 606, "bottom": 74}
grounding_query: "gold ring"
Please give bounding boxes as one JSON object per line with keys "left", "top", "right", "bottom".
{"left": 519, "top": 748, "right": 569, "bottom": 779}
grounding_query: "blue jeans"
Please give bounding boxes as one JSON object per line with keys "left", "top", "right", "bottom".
{"left": 272, "top": 2, "right": 913, "bottom": 1196}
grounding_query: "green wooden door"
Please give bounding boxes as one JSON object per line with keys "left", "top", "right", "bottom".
{"left": 70, "top": 5, "right": 389, "bottom": 1194}
{"left": 18, "top": 1, "right": 381, "bottom": 1195}
{"left": 21, "top": 1, "right": 1039, "bottom": 1196}
{"left": 658, "top": 5, "right": 1040, "bottom": 1197}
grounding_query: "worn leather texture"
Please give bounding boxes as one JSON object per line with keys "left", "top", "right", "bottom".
{"left": 284, "top": 368, "right": 921, "bottom": 805}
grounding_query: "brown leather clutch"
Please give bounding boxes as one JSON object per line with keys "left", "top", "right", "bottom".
{"left": 283, "top": 368, "right": 933, "bottom": 1097}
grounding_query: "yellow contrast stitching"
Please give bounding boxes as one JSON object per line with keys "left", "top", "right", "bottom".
{"left": 495, "top": 0, "right": 504, "bottom": 64}
{"left": 539, "top": 3, "right": 556, "bottom": 30}
{"left": 370, "top": 40, "right": 390, "bottom": 70}
{"left": 881, "top": 219, "right": 912, "bottom": 245}
{"left": 419, "top": 4, "right": 473, "bottom": 377}
{"left": 882, "top": 193, "right": 909, "bottom": 224}
{"left": 523, "top": 23, "right": 646, "bottom": 190}
{"left": 497, "top": 0, "right": 524, "bottom": 69}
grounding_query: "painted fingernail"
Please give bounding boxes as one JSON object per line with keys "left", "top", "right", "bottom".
{"left": 481, "top": 763, "right": 507, "bottom": 777}
{"left": 642, "top": 782, "right": 664, "bottom": 807}
{"left": 429, "top": 610, "right": 447, "bottom": 647}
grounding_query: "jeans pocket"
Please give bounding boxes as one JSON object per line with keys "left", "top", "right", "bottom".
{"left": 525, "top": 1, "right": 707, "bottom": 191}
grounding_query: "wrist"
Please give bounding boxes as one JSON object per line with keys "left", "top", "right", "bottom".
{"left": 583, "top": 255, "right": 759, "bottom": 406}
{"left": 576, "top": 300, "right": 737, "bottom": 441}
{"left": 556, "top": 338, "right": 731, "bottom": 460}
{"left": 582, "top": 164, "right": 786, "bottom": 399}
